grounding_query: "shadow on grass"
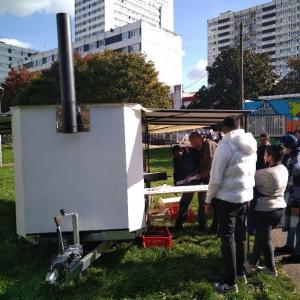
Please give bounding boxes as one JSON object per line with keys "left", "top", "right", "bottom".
{"left": 1, "top": 197, "right": 298, "bottom": 300}
{"left": 46, "top": 250, "right": 222, "bottom": 300}
{"left": 0, "top": 196, "right": 222, "bottom": 299}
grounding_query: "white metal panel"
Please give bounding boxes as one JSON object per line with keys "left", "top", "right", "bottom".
{"left": 123, "top": 106, "right": 145, "bottom": 231}
{"left": 12, "top": 108, "right": 26, "bottom": 237}
{"left": 13, "top": 105, "right": 145, "bottom": 237}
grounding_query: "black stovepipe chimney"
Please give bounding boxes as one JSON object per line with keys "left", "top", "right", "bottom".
{"left": 56, "top": 13, "right": 78, "bottom": 133}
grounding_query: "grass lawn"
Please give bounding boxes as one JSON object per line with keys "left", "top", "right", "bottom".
{"left": 0, "top": 146, "right": 299, "bottom": 299}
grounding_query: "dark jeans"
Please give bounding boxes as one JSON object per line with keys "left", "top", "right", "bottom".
{"left": 216, "top": 199, "right": 248, "bottom": 286}
{"left": 175, "top": 191, "right": 207, "bottom": 229}
{"left": 249, "top": 209, "right": 284, "bottom": 269}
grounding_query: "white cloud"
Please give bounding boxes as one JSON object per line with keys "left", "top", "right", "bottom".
{"left": 187, "top": 59, "right": 208, "bottom": 80}
{"left": 0, "top": 38, "right": 33, "bottom": 49}
{"left": 0, "top": 0, "right": 74, "bottom": 17}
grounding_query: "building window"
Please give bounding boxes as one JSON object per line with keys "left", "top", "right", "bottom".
{"left": 262, "top": 28, "right": 276, "bottom": 34}
{"left": 218, "top": 17, "right": 230, "bottom": 24}
{"left": 262, "top": 43, "right": 276, "bottom": 49}
{"left": 262, "top": 5, "right": 276, "bottom": 12}
{"left": 262, "top": 20, "right": 276, "bottom": 26}
{"left": 218, "top": 24, "right": 230, "bottom": 30}
{"left": 218, "top": 31, "right": 230, "bottom": 37}
{"left": 105, "top": 34, "right": 122, "bottom": 46}
{"left": 262, "top": 12, "right": 276, "bottom": 19}
{"left": 262, "top": 35, "right": 275, "bottom": 41}
{"left": 219, "top": 38, "right": 230, "bottom": 44}
{"left": 218, "top": 45, "right": 230, "bottom": 51}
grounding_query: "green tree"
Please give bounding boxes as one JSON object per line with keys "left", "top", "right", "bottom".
{"left": 189, "top": 48, "right": 278, "bottom": 109}
{"left": 273, "top": 58, "right": 300, "bottom": 94}
{"left": 13, "top": 50, "right": 172, "bottom": 109}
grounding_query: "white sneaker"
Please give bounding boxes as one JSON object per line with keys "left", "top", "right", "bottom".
{"left": 250, "top": 265, "right": 278, "bottom": 277}
{"left": 263, "top": 268, "right": 278, "bottom": 277}
{"left": 237, "top": 274, "right": 248, "bottom": 284}
{"left": 249, "top": 264, "right": 265, "bottom": 272}
{"left": 214, "top": 282, "right": 239, "bottom": 293}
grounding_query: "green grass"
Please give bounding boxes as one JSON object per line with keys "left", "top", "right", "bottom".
{"left": 0, "top": 147, "right": 299, "bottom": 299}
{"left": 2, "top": 145, "right": 14, "bottom": 165}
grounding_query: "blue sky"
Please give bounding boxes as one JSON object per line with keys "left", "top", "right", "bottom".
{"left": 0, "top": 0, "right": 267, "bottom": 92}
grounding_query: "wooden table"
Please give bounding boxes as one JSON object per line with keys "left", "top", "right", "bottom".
{"left": 144, "top": 184, "right": 208, "bottom": 195}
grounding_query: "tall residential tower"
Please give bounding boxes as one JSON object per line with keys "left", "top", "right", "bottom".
{"left": 75, "top": 0, "right": 174, "bottom": 41}
{"left": 208, "top": 0, "right": 300, "bottom": 78}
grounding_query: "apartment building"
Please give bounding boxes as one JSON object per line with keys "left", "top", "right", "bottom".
{"left": 208, "top": 0, "right": 300, "bottom": 78}
{"left": 75, "top": 0, "right": 174, "bottom": 41}
{"left": 0, "top": 41, "right": 36, "bottom": 83}
{"left": 14, "top": 21, "right": 182, "bottom": 88}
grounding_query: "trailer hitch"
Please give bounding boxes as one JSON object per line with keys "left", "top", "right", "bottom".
{"left": 45, "top": 209, "right": 83, "bottom": 284}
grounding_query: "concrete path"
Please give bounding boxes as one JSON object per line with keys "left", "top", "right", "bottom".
{"left": 272, "top": 228, "right": 300, "bottom": 291}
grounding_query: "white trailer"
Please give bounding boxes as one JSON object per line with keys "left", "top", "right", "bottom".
{"left": 13, "top": 104, "right": 145, "bottom": 238}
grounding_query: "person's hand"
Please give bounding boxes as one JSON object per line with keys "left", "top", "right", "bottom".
{"left": 185, "top": 175, "right": 194, "bottom": 183}
{"left": 204, "top": 203, "right": 212, "bottom": 215}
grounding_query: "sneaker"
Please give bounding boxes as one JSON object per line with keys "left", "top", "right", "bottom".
{"left": 237, "top": 275, "right": 247, "bottom": 284}
{"left": 249, "top": 265, "right": 278, "bottom": 277}
{"left": 263, "top": 268, "right": 278, "bottom": 277}
{"left": 214, "top": 282, "right": 238, "bottom": 294}
{"left": 275, "top": 245, "right": 294, "bottom": 254}
{"left": 282, "top": 254, "right": 300, "bottom": 264}
{"left": 249, "top": 264, "right": 265, "bottom": 273}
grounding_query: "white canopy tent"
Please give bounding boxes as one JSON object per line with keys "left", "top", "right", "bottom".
{"left": 143, "top": 108, "right": 252, "bottom": 133}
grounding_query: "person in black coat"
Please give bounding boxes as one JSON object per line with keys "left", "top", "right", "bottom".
{"left": 256, "top": 133, "right": 271, "bottom": 170}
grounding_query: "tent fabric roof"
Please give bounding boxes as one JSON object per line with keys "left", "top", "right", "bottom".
{"left": 143, "top": 109, "right": 252, "bottom": 133}
{"left": 0, "top": 107, "right": 252, "bottom": 134}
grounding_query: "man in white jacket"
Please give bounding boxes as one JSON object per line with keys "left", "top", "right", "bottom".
{"left": 204, "top": 115, "right": 257, "bottom": 294}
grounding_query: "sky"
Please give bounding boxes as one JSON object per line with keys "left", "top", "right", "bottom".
{"left": 0, "top": 0, "right": 268, "bottom": 92}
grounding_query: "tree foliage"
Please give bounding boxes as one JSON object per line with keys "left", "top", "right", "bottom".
{"left": 188, "top": 48, "right": 278, "bottom": 109}
{"left": 0, "top": 69, "right": 36, "bottom": 112}
{"left": 7, "top": 50, "right": 172, "bottom": 109}
{"left": 272, "top": 58, "right": 300, "bottom": 94}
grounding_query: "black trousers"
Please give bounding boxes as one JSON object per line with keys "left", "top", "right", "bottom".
{"left": 249, "top": 209, "right": 284, "bottom": 269}
{"left": 216, "top": 199, "right": 248, "bottom": 286}
{"left": 175, "top": 191, "right": 207, "bottom": 229}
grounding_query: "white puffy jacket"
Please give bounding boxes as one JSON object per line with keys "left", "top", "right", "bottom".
{"left": 205, "top": 129, "right": 257, "bottom": 204}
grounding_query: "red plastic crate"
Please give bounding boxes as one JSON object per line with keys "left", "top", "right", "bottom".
{"left": 169, "top": 205, "right": 195, "bottom": 223}
{"left": 142, "top": 226, "right": 173, "bottom": 248}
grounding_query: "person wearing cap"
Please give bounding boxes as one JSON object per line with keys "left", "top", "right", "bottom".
{"left": 204, "top": 116, "right": 257, "bottom": 294}
{"left": 275, "top": 134, "right": 300, "bottom": 263}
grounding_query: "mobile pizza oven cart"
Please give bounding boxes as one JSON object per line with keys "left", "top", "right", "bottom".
{"left": 9, "top": 13, "right": 252, "bottom": 285}
{"left": 12, "top": 104, "right": 249, "bottom": 283}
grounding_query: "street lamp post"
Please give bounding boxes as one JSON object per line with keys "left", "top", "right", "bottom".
{"left": 239, "top": 22, "right": 244, "bottom": 111}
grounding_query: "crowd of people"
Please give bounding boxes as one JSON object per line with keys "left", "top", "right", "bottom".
{"left": 171, "top": 116, "right": 300, "bottom": 294}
